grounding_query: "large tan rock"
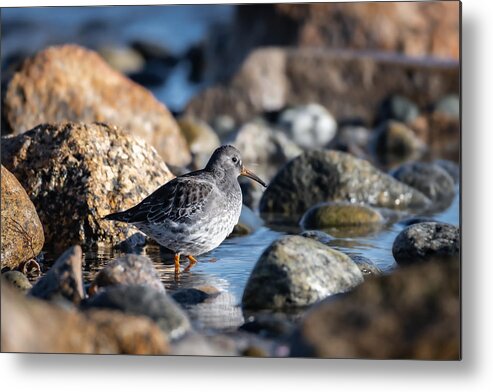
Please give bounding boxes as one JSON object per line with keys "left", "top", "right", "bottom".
{"left": 1, "top": 165, "right": 44, "bottom": 270}
{"left": 1, "top": 122, "right": 174, "bottom": 249}
{"left": 3, "top": 44, "right": 190, "bottom": 166}
{"left": 1, "top": 284, "right": 169, "bottom": 354}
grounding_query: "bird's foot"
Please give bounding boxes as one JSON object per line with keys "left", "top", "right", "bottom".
{"left": 183, "top": 255, "right": 198, "bottom": 272}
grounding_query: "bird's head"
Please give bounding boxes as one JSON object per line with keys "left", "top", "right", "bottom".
{"left": 205, "top": 145, "right": 266, "bottom": 187}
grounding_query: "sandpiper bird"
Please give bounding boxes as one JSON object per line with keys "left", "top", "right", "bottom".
{"left": 104, "top": 145, "right": 266, "bottom": 275}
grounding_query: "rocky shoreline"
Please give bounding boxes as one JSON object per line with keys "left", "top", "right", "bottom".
{"left": 1, "top": 3, "right": 460, "bottom": 359}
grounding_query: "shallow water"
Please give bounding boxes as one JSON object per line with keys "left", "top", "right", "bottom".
{"left": 44, "top": 187, "right": 459, "bottom": 331}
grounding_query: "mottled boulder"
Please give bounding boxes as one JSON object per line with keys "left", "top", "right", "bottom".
{"left": 186, "top": 48, "right": 459, "bottom": 126}
{"left": 392, "top": 222, "right": 460, "bottom": 265}
{"left": 433, "top": 159, "right": 460, "bottom": 184}
{"left": 300, "top": 203, "right": 383, "bottom": 229}
{"left": 371, "top": 120, "right": 426, "bottom": 168}
{"left": 290, "top": 259, "right": 460, "bottom": 359}
{"left": 1, "top": 271, "right": 32, "bottom": 292}
{"left": 1, "top": 122, "right": 174, "bottom": 249}
{"left": 391, "top": 162, "right": 455, "bottom": 205}
{"left": 3, "top": 44, "right": 190, "bottom": 166}
{"left": 259, "top": 150, "right": 430, "bottom": 221}
{"left": 29, "top": 246, "right": 85, "bottom": 305}
{"left": 1, "top": 285, "right": 169, "bottom": 354}
{"left": 89, "top": 254, "right": 164, "bottom": 294}
{"left": 82, "top": 285, "right": 191, "bottom": 340}
{"left": 0, "top": 165, "right": 44, "bottom": 270}
{"left": 242, "top": 235, "right": 363, "bottom": 310}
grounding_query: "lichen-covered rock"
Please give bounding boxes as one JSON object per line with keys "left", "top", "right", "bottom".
{"left": 1, "top": 284, "right": 169, "bottom": 354}
{"left": 242, "top": 235, "right": 364, "bottom": 310}
{"left": 290, "top": 259, "right": 460, "bottom": 359}
{"left": 3, "top": 44, "right": 190, "bottom": 166}
{"left": 392, "top": 222, "right": 460, "bottom": 265}
{"left": 259, "top": 150, "right": 430, "bottom": 221}
{"left": 300, "top": 203, "right": 383, "bottom": 229}
{"left": 29, "top": 246, "right": 85, "bottom": 305}
{"left": 82, "top": 285, "right": 191, "bottom": 340}
{"left": 0, "top": 165, "right": 44, "bottom": 270}
{"left": 89, "top": 254, "right": 165, "bottom": 294}
{"left": 1, "top": 271, "right": 32, "bottom": 292}
{"left": 371, "top": 120, "right": 426, "bottom": 168}
{"left": 391, "top": 161, "right": 455, "bottom": 205}
{"left": 1, "top": 122, "right": 174, "bottom": 249}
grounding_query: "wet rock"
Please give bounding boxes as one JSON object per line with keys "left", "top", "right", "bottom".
{"left": 242, "top": 235, "right": 364, "bottom": 310}
{"left": 299, "top": 230, "right": 335, "bottom": 245}
{"left": 233, "top": 120, "right": 302, "bottom": 180}
{"left": 1, "top": 122, "right": 174, "bottom": 249}
{"left": 434, "top": 94, "right": 460, "bottom": 119}
{"left": 392, "top": 222, "right": 459, "bottom": 265}
{"left": 230, "top": 205, "right": 263, "bottom": 237}
{"left": 97, "top": 46, "right": 145, "bottom": 74}
{"left": 1, "top": 166, "right": 44, "bottom": 270}
{"left": 372, "top": 120, "right": 426, "bottom": 168}
{"left": 1, "top": 271, "right": 32, "bottom": 292}
{"left": 278, "top": 104, "right": 337, "bottom": 149}
{"left": 82, "top": 285, "right": 191, "bottom": 340}
{"left": 172, "top": 285, "right": 221, "bottom": 306}
{"left": 1, "top": 285, "right": 169, "bottom": 354}
{"left": 90, "top": 254, "right": 165, "bottom": 295}
{"left": 290, "top": 259, "right": 460, "bottom": 359}
{"left": 177, "top": 115, "right": 220, "bottom": 169}
{"left": 378, "top": 95, "right": 419, "bottom": 124}
{"left": 391, "top": 162, "right": 455, "bottom": 205}
{"left": 300, "top": 203, "right": 383, "bottom": 229}
{"left": 187, "top": 47, "right": 459, "bottom": 127}
{"left": 434, "top": 159, "right": 460, "bottom": 184}
{"left": 259, "top": 150, "right": 430, "bottom": 221}
{"left": 3, "top": 44, "right": 190, "bottom": 166}
{"left": 346, "top": 254, "right": 383, "bottom": 277}
{"left": 29, "top": 246, "right": 85, "bottom": 305}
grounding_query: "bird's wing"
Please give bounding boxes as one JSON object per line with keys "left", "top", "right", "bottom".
{"left": 122, "top": 176, "right": 215, "bottom": 224}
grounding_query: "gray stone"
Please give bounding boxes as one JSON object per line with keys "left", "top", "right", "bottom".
{"left": 259, "top": 150, "right": 430, "bottom": 221}
{"left": 299, "top": 230, "right": 335, "bottom": 245}
{"left": 82, "top": 285, "right": 191, "bottom": 340}
{"left": 392, "top": 222, "right": 459, "bottom": 265}
{"left": 380, "top": 95, "right": 420, "bottom": 123}
{"left": 278, "top": 103, "right": 337, "bottom": 149}
{"left": 434, "top": 94, "right": 460, "bottom": 119}
{"left": 89, "top": 254, "right": 165, "bottom": 294}
{"left": 434, "top": 159, "right": 460, "bottom": 184}
{"left": 300, "top": 203, "right": 384, "bottom": 229}
{"left": 391, "top": 161, "right": 455, "bottom": 204}
{"left": 242, "top": 235, "right": 364, "bottom": 310}
{"left": 29, "top": 246, "right": 85, "bottom": 305}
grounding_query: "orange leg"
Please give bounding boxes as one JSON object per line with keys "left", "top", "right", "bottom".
{"left": 183, "top": 255, "right": 198, "bottom": 272}
{"left": 174, "top": 253, "right": 181, "bottom": 275}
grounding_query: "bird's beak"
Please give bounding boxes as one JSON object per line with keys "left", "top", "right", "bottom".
{"left": 241, "top": 167, "right": 267, "bottom": 187}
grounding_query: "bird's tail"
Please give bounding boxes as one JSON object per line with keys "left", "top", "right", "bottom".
{"left": 103, "top": 211, "right": 129, "bottom": 222}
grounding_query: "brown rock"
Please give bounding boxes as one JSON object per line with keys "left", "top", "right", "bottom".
{"left": 1, "top": 122, "right": 174, "bottom": 250}
{"left": 206, "top": 2, "right": 459, "bottom": 82}
{"left": 90, "top": 254, "right": 165, "bottom": 295}
{"left": 3, "top": 44, "right": 190, "bottom": 166}
{"left": 186, "top": 48, "right": 459, "bottom": 126}
{"left": 290, "top": 259, "right": 460, "bottom": 359}
{"left": 29, "top": 245, "right": 85, "bottom": 305}
{"left": 0, "top": 165, "right": 44, "bottom": 270}
{"left": 1, "top": 284, "right": 169, "bottom": 354}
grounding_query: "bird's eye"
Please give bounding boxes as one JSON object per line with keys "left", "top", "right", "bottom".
{"left": 232, "top": 157, "right": 238, "bottom": 163}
